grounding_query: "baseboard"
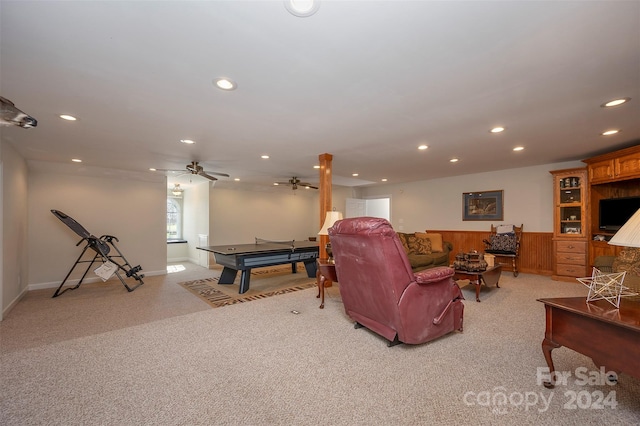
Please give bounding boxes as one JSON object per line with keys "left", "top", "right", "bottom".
{"left": 28, "top": 269, "right": 167, "bottom": 291}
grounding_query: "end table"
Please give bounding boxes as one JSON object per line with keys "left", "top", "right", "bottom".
{"left": 316, "top": 258, "right": 337, "bottom": 309}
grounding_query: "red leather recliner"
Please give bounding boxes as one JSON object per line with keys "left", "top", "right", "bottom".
{"left": 328, "top": 217, "right": 464, "bottom": 346}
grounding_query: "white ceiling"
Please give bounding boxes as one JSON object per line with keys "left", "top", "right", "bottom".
{"left": 1, "top": 1, "right": 639, "bottom": 190}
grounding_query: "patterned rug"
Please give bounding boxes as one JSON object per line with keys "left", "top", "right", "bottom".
{"left": 179, "top": 264, "right": 317, "bottom": 308}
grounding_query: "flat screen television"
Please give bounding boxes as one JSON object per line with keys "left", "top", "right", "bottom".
{"left": 599, "top": 196, "right": 640, "bottom": 231}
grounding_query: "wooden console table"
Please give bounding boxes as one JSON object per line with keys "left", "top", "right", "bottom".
{"left": 538, "top": 297, "right": 640, "bottom": 388}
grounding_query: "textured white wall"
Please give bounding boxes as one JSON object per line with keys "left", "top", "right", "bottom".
{"left": 1, "top": 141, "right": 29, "bottom": 316}
{"left": 16, "top": 156, "right": 576, "bottom": 293}
{"left": 358, "top": 161, "right": 585, "bottom": 233}
{"left": 27, "top": 167, "right": 167, "bottom": 287}
{"left": 183, "top": 181, "right": 210, "bottom": 263}
{"left": 208, "top": 184, "right": 355, "bottom": 246}
{"left": 209, "top": 187, "right": 319, "bottom": 245}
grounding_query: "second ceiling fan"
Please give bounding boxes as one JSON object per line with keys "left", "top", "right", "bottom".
{"left": 158, "top": 161, "right": 229, "bottom": 182}
{"left": 275, "top": 176, "right": 318, "bottom": 190}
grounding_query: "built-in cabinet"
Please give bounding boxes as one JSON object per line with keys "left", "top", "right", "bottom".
{"left": 583, "top": 144, "right": 640, "bottom": 268}
{"left": 587, "top": 148, "right": 640, "bottom": 184}
{"left": 550, "top": 168, "right": 589, "bottom": 281}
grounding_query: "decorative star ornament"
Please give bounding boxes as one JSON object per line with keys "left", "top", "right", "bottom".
{"left": 577, "top": 268, "right": 638, "bottom": 308}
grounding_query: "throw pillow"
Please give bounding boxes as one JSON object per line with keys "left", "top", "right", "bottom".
{"left": 496, "top": 224, "right": 514, "bottom": 234}
{"left": 416, "top": 232, "right": 444, "bottom": 252}
{"left": 406, "top": 235, "right": 432, "bottom": 255}
{"left": 488, "top": 234, "right": 517, "bottom": 253}
{"left": 612, "top": 247, "right": 640, "bottom": 277}
{"left": 396, "top": 232, "right": 411, "bottom": 253}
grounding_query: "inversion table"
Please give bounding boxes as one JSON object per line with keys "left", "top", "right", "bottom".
{"left": 51, "top": 209, "right": 144, "bottom": 297}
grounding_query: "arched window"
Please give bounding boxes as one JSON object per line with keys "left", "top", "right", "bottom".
{"left": 167, "top": 198, "right": 182, "bottom": 240}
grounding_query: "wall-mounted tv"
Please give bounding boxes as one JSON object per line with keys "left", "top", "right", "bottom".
{"left": 599, "top": 196, "right": 640, "bottom": 231}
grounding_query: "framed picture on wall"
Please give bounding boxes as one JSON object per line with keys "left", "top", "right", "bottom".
{"left": 462, "top": 190, "right": 504, "bottom": 221}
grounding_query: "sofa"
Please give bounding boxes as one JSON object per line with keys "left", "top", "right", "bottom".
{"left": 328, "top": 217, "right": 464, "bottom": 346}
{"left": 594, "top": 247, "right": 640, "bottom": 299}
{"left": 396, "top": 232, "right": 453, "bottom": 272}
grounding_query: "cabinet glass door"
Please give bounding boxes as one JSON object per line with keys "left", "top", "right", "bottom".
{"left": 558, "top": 176, "right": 582, "bottom": 235}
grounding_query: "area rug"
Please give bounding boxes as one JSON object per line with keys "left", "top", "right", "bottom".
{"left": 179, "top": 264, "right": 317, "bottom": 308}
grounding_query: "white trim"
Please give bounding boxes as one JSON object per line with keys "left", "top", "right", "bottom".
{"left": 27, "top": 269, "right": 167, "bottom": 291}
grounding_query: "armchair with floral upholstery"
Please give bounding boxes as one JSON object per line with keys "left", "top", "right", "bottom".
{"left": 594, "top": 247, "right": 640, "bottom": 299}
{"left": 328, "top": 217, "right": 464, "bottom": 346}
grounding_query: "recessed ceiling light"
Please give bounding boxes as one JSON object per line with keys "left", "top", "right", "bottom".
{"left": 273, "top": 182, "right": 279, "bottom": 186}
{"left": 60, "top": 115, "right": 77, "bottom": 121}
{"left": 601, "top": 97, "right": 631, "bottom": 108}
{"left": 352, "top": 173, "right": 359, "bottom": 177}
{"left": 284, "top": 0, "right": 320, "bottom": 17}
{"left": 214, "top": 78, "right": 237, "bottom": 91}
{"left": 234, "top": 178, "right": 240, "bottom": 181}
{"left": 180, "top": 139, "right": 195, "bottom": 144}
{"left": 418, "top": 145, "right": 428, "bottom": 150}
{"left": 149, "top": 168, "right": 157, "bottom": 171}
{"left": 313, "top": 165, "right": 320, "bottom": 169}
{"left": 261, "top": 155, "right": 270, "bottom": 159}
{"left": 602, "top": 129, "right": 620, "bottom": 136}
{"left": 490, "top": 127, "right": 505, "bottom": 133}
{"left": 71, "top": 158, "right": 82, "bottom": 163}
{"left": 450, "top": 158, "right": 459, "bottom": 163}
{"left": 381, "top": 178, "right": 388, "bottom": 182}
{"left": 513, "top": 146, "right": 525, "bottom": 151}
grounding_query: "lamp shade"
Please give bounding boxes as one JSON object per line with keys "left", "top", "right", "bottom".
{"left": 609, "top": 208, "right": 640, "bottom": 247}
{"left": 318, "top": 211, "right": 343, "bottom": 235}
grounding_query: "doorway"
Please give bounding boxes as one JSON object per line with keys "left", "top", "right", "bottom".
{"left": 345, "top": 196, "right": 391, "bottom": 221}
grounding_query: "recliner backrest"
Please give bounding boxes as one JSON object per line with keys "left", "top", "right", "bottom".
{"left": 328, "top": 217, "right": 416, "bottom": 324}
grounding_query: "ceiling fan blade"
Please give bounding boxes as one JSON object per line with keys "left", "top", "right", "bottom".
{"left": 203, "top": 170, "right": 230, "bottom": 178}
{"left": 197, "top": 171, "right": 218, "bottom": 181}
{"left": 155, "top": 168, "right": 185, "bottom": 173}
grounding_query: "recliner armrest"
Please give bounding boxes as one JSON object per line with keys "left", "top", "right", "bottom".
{"left": 414, "top": 266, "right": 454, "bottom": 284}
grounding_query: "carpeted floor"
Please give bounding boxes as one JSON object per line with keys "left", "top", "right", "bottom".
{"left": 180, "top": 264, "right": 317, "bottom": 308}
{"left": 1, "top": 265, "right": 639, "bottom": 424}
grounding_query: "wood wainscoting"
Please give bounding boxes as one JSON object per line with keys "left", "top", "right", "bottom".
{"left": 427, "top": 230, "right": 554, "bottom": 276}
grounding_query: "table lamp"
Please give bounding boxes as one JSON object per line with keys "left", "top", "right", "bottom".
{"left": 318, "top": 210, "right": 343, "bottom": 261}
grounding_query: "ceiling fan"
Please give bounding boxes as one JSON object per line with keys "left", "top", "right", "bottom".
{"left": 158, "top": 161, "right": 230, "bottom": 182}
{"left": 275, "top": 176, "right": 318, "bottom": 190}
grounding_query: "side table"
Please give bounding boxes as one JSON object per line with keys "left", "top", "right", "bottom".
{"left": 453, "top": 265, "right": 502, "bottom": 302}
{"left": 316, "top": 258, "right": 337, "bottom": 309}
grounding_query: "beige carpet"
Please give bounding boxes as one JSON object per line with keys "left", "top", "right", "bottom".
{"left": 2, "top": 266, "right": 639, "bottom": 425}
{"left": 180, "top": 264, "right": 317, "bottom": 308}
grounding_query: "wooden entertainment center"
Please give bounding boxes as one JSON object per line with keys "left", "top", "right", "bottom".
{"left": 551, "top": 144, "right": 640, "bottom": 281}
{"left": 584, "top": 145, "right": 640, "bottom": 268}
